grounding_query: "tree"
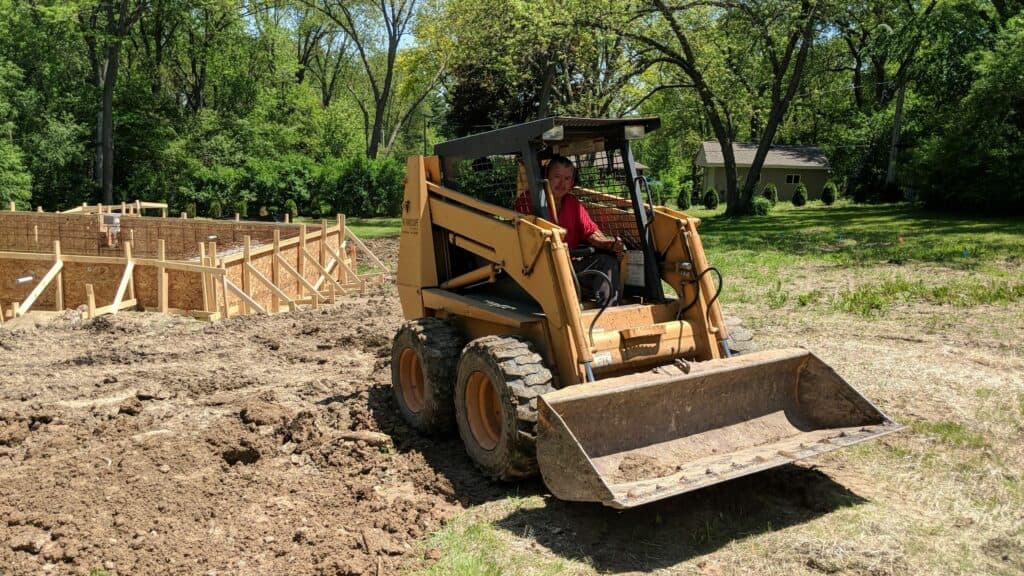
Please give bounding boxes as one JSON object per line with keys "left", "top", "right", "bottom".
{"left": 302, "top": 0, "right": 445, "bottom": 158}
{"left": 591, "top": 0, "right": 821, "bottom": 215}
{"left": 80, "top": 0, "right": 147, "bottom": 205}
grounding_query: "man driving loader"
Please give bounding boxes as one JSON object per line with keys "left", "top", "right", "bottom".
{"left": 515, "top": 155, "right": 625, "bottom": 306}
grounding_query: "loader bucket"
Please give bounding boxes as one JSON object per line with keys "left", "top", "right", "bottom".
{"left": 535, "top": 348, "right": 901, "bottom": 509}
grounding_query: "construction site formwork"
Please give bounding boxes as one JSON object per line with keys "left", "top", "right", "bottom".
{"left": 0, "top": 204, "right": 387, "bottom": 325}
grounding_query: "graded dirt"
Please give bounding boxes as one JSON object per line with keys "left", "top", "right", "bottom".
{"left": 0, "top": 239, "right": 504, "bottom": 575}
{"left": 2, "top": 237, "right": 1023, "bottom": 576}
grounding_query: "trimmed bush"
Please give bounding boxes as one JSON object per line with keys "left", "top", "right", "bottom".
{"left": 762, "top": 183, "right": 778, "bottom": 205}
{"left": 676, "top": 182, "right": 692, "bottom": 210}
{"left": 284, "top": 198, "right": 299, "bottom": 219}
{"left": 822, "top": 181, "right": 837, "bottom": 205}
{"left": 235, "top": 200, "right": 249, "bottom": 218}
{"left": 703, "top": 187, "right": 720, "bottom": 209}
{"left": 792, "top": 183, "right": 808, "bottom": 206}
{"left": 185, "top": 202, "right": 197, "bottom": 219}
{"left": 208, "top": 200, "right": 223, "bottom": 219}
{"left": 750, "top": 196, "right": 772, "bottom": 216}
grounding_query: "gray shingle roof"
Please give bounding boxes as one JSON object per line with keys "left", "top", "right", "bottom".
{"left": 696, "top": 142, "right": 829, "bottom": 169}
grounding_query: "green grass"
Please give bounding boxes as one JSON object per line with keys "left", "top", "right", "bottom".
{"left": 414, "top": 516, "right": 575, "bottom": 576}
{"left": 693, "top": 200, "right": 1024, "bottom": 268}
{"left": 346, "top": 217, "right": 401, "bottom": 239}
{"left": 910, "top": 420, "right": 988, "bottom": 449}
{"left": 828, "top": 275, "right": 1024, "bottom": 317}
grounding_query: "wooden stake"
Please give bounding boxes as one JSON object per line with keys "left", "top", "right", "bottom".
{"left": 16, "top": 260, "right": 64, "bottom": 317}
{"left": 336, "top": 214, "right": 346, "bottom": 283}
{"left": 85, "top": 285, "right": 95, "bottom": 319}
{"left": 297, "top": 224, "right": 307, "bottom": 298}
{"left": 241, "top": 235, "right": 252, "bottom": 314}
{"left": 111, "top": 261, "right": 135, "bottom": 315}
{"left": 245, "top": 262, "right": 295, "bottom": 312}
{"left": 224, "top": 277, "right": 266, "bottom": 314}
{"left": 9, "top": 201, "right": 16, "bottom": 211}
{"left": 284, "top": 213, "right": 290, "bottom": 224}
{"left": 271, "top": 230, "right": 281, "bottom": 313}
{"left": 207, "top": 241, "right": 218, "bottom": 315}
{"left": 36, "top": 206, "right": 43, "bottom": 212}
{"left": 180, "top": 212, "right": 187, "bottom": 219}
{"left": 158, "top": 239, "right": 168, "bottom": 313}
{"left": 220, "top": 266, "right": 230, "bottom": 319}
{"left": 124, "top": 240, "right": 135, "bottom": 302}
{"left": 198, "top": 242, "right": 210, "bottom": 311}
{"left": 53, "top": 241, "right": 64, "bottom": 311}
{"left": 234, "top": 213, "right": 240, "bottom": 221}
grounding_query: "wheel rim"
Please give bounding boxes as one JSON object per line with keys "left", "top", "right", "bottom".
{"left": 399, "top": 348, "right": 425, "bottom": 413}
{"left": 465, "top": 370, "right": 502, "bottom": 451}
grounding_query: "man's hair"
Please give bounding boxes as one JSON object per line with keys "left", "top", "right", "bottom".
{"left": 545, "top": 155, "right": 577, "bottom": 185}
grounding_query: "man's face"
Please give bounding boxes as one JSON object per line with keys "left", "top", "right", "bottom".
{"left": 548, "top": 163, "right": 575, "bottom": 202}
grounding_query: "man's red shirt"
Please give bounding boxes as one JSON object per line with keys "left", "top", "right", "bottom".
{"left": 514, "top": 191, "right": 599, "bottom": 250}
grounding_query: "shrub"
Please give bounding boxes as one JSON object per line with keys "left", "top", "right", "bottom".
{"left": 822, "top": 181, "right": 837, "bottom": 205}
{"left": 235, "top": 199, "right": 249, "bottom": 218}
{"left": 762, "top": 183, "right": 778, "bottom": 205}
{"left": 317, "top": 156, "right": 405, "bottom": 218}
{"left": 703, "top": 187, "right": 720, "bottom": 209}
{"left": 208, "top": 200, "right": 223, "bottom": 219}
{"left": 185, "top": 202, "right": 197, "bottom": 218}
{"left": 792, "top": 183, "right": 808, "bottom": 206}
{"left": 750, "top": 196, "right": 772, "bottom": 216}
{"left": 676, "top": 182, "right": 692, "bottom": 210}
{"left": 284, "top": 198, "right": 299, "bottom": 219}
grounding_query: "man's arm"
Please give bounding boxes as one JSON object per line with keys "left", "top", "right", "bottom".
{"left": 586, "top": 230, "right": 625, "bottom": 257}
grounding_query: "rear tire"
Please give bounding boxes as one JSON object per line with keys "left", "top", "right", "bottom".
{"left": 454, "top": 336, "right": 554, "bottom": 480}
{"left": 391, "top": 318, "right": 464, "bottom": 434}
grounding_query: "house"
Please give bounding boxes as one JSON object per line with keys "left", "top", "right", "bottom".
{"left": 694, "top": 142, "right": 831, "bottom": 201}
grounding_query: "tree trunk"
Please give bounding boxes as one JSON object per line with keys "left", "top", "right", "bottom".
{"left": 885, "top": 77, "right": 906, "bottom": 187}
{"left": 101, "top": 46, "right": 119, "bottom": 205}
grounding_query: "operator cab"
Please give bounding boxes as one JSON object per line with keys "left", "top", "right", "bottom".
{"left": 435, "top": 117, "right": 666, "bottom": 305}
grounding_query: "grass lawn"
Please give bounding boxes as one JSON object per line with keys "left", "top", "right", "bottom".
{"left": 345, "top": 216, "right": 402, "bottom": 239}
{"left": 403, "top": 200, "right": 1024, "bottom": 576}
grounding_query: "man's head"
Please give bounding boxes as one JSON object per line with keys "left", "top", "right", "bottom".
{"left": 546, "top": 155, "right": 576, "bottom": 203}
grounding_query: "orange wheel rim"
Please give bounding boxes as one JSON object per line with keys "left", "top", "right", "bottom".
{"left": 465, "top": 371, "right": 501, "bottom": 451}
{"left": 399, "top": 348, "right": 425, "bottom": 413}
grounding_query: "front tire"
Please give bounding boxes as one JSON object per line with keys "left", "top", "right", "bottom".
{"left": 454, "top": 336, "right": 554, "bottom": 480}
{"left": 391, "top": 318, "right": 463, "bottom": 434}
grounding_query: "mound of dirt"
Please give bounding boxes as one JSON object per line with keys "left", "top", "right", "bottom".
{"left": 0, "top": 238, "right": 505, "bottom": 575}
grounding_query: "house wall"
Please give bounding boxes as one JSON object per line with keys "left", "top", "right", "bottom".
{"left": 702, "top": 167, "right": 830, "bottom": 201}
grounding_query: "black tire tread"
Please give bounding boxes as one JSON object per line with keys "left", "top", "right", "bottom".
{"left": 457, "top": 335, "right": 554, "bottom": 480}
{"left": 391, "top": 317, "right": 464, "bottom": 433}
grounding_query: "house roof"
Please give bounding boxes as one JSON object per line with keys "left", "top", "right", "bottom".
{"left": 695, "top": 142, "right": 829, "bottom": 170}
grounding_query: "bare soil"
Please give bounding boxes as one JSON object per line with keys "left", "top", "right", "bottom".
{"left": 2, "top": 236, "right": 1022, "bottom": 576}
{"left": 0, "top": 238, "right": 505, "bottom": 575}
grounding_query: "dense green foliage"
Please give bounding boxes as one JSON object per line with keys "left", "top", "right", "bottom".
{"left": 750, "top": 196, "right": 772, "bottom": 216}
{"left": 762, "top": 183, "right": 779, "bottom": 206}
{"left": 0, "top": 0, "right": 1019, "bottom": 217}
{"left": 822, "top": 182, "right": 838, "bottom": 206}
{"left": 703, "top": 187, "right": 720, "bottom": 210}
{"left": 792, "top": 184, "right": 808, "bottom": 207}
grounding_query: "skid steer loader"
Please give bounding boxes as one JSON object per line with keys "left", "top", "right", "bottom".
{"left": 392, "top": 117, "right": 900, "bottom": 509}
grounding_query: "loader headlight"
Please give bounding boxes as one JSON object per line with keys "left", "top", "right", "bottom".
{"left": 624, "top": 125, "right": 645, "bottom": 140}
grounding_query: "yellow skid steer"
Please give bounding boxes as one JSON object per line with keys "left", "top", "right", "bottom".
{"left": 391, "top": 117, "right": 900, "bottom": 508}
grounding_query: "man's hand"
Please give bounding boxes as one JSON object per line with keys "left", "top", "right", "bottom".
{"left": 587, "top": 231, "right": 626, "bottom": 258}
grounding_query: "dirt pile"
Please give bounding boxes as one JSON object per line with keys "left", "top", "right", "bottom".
{"left": 0, "top": 248, "right": 503, "bottom": 575}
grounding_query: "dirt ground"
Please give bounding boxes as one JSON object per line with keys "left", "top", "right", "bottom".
{"left": 2, "top": 237, "right": 1022, "bottom": 576}
{"left": 0, "top": 238, "right": 502, "bottom": 575}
